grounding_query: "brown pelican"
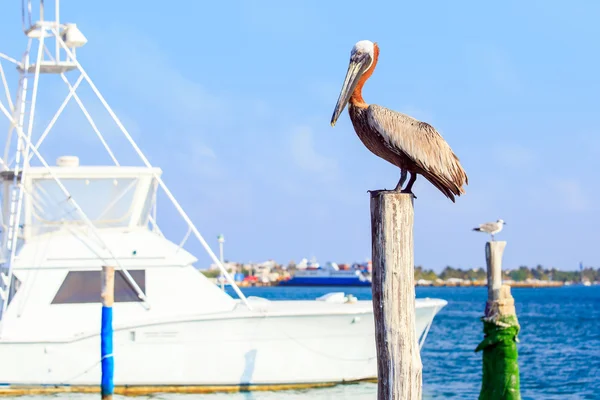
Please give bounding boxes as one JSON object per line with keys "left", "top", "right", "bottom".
{"left": 330, "top": 40, "right": 468, "bottom": 202}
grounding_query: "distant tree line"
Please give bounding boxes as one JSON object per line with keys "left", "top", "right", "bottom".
{"left": 415, "top": 265, "right": 600, "bottom": 282}
{"left": 200, "top": 262, "right": 599, "bottom": 283}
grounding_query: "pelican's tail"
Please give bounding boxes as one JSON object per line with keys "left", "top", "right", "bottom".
{"left": 472, "top": 227, "right": 481, "bottom": 232}
{"left": 419, "top": 162, "right": 467, "bottom": 203}
{"left": 421, "top": 172, "right": 461, "bottom": 203}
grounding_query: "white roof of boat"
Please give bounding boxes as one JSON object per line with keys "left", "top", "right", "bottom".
{"left": 14, "top": 228, "right": 197, "bottom": 269}
{"left": 22, "top": 165, "right": 162, "bottom": 178}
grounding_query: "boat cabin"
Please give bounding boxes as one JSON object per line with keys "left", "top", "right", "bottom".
{"left": 0, "top": 159, "right": 237, "bottom": 340}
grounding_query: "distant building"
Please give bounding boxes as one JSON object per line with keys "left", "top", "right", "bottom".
{"left": 209, "top": 261, "right": 238, "bottom": 272}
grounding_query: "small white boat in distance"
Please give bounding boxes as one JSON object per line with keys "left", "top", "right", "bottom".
{"left": 0, "top": 0, "right": 447, "bottom": 393}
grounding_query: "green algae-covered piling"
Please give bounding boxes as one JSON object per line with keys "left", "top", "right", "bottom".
{"left": 476, "top": 241, "right": 521, "bottom": 400}
{"left": 100, "top": 266, "right": 115, "bottom": 400}
{"left": 370, "top": 192, "right": 421, "bottom": 400}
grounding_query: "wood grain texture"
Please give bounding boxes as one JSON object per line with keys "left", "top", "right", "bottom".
{"left": 101, "top": 266, "right": 115, "bottom": 307}
{"left": 485, "top": 241, "right": 506, "bottom": 304}
{"left": 484, "top": 241, "right": 517, "bottom": 318}
{"left": 370, "top": 192, "right": 421, "bottom": 400}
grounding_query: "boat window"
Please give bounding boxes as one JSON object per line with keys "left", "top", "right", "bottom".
{"left": 29, "top": 177, "right": 140, "bottom": 235}
{"left": 137, "top": 178, "right": 157, "bottom": 227}
{"left": 2, "top": 273, "right": 22, "bottom": 307}
{"left": 51, "top": 270, "right": 146, "bottom": 304}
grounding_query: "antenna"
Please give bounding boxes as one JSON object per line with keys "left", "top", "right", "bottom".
{"left": 0, "top": 1, "right": 251, "bottom": 330}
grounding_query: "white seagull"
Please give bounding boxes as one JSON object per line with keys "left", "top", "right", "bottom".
{"left": 472, "top": 219, "right": 506, "bottom": 241}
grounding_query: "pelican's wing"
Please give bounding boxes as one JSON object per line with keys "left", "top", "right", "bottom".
{"left": 367, "top": 104, "right": 468, "bottom": 201}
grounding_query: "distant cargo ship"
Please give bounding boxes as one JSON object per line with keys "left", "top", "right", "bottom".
{"left": 279, "top": 262, "right": 371, "bottom": 287}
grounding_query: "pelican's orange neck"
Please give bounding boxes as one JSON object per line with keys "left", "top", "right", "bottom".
{"left": 350, "top": 43, "right": 379, "bottom": 109}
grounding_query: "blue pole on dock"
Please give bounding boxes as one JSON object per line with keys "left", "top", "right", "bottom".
{"left": 101, "top": 266, "right": 115, "bottom": 400}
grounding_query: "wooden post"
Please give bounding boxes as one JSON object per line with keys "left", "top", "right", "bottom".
{"left": 485, "top": 241, "right": 506, "bottom": 315}
{"left": 484, "top": 241, "right": 518, "bottom": 319}
{"left": 477, "top": 241, "right": 521, "bottom": 400}
{"left": 101, "top": 266, "right": 115, "bottom": 400}
{"left": 370, "top": 192, "right": 421, "bottom": 400}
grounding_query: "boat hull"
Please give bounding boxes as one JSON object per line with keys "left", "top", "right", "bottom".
{"left": 0, "top": 299, "right": 445, "bottom": 389}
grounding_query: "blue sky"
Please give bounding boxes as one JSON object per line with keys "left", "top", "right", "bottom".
{"left": 1, "top": 0, "right": 599, "bottom": 271}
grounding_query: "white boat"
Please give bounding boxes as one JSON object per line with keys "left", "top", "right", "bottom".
{"left": 0, "top": 1, "right": 447, "bottom": 393}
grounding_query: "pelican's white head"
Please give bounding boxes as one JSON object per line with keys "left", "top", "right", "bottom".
{"left": 331, "top": 40, "right": 378, "bottom": 126}
{"left": 497, "top": 219, "right": 506, "bottom": 225}
{"left": 351, "top": 40, "right": 375, "bottom": 59}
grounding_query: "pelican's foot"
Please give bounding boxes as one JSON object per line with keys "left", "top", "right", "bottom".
{"left": 400, "top": 189, "right": 417, "bottom": 199}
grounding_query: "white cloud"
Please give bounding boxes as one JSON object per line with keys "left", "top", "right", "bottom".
{"left": 239, "top": 1, "right": 318, "bottom": 36}
{"left": 289, "top": 126, "right": 338, "bottom": 181}
{"left": 193, "top": 143, "right": 217, "bottom": 159}
{"left": 573, "top": 132, "right": 600, "bottom": 156}
{"left": 480, "top": 47, "right": 522, "bottom": 94}
{"left": 250, "top": 99, "right": 272, "bottom": 119}
{"left": 309, "top": 81, "right": 341, "bottom": 106}
{"left": 553, "top": 179, "right": 589, "bottom": 212}
{"left": 90, "top": 27, "right": 225, "bottom": 122}
{"left": 73, "top": 26, "right": 227, "bottom": 173}
{"left": 465, "top": 44, "right": 522, "bottom": 95}
{"left": 493, "top": 143, "right": 537, "bottom": 168}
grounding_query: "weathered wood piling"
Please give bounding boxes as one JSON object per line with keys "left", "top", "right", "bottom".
{"left": 476, "top": 241, "right": 521, "bottom": 400}
{"left": 370, "top": 192, "right": 421, "bottom": 400}
{"left": 101, "top": 266, "right": 115, "bottom": 400}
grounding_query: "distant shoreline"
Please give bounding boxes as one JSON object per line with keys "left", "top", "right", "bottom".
{"left": 416, "top": 281, "right": 567, "bottom": 288}
{"left": 206, "top": 277, "right": 596, "bottom": 289}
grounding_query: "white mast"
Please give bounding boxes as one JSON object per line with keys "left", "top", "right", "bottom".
{"left": 0, "top": 0, "right": 250, "bottom": 329}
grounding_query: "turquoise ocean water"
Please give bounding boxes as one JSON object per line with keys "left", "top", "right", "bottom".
{"left": 17, "top": 285, "right": 599, "bottom": 399}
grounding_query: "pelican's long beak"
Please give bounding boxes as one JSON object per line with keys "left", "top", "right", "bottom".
{"left": 330, "top": 57, "right": 370, "bottom": 127}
